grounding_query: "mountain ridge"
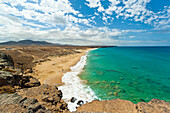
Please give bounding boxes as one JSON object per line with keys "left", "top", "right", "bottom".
{"left": 0, "top": 40, "right": 116, "bottom": 47}
{"left": 0, "top": 40, "right": 64, "bottom": 46}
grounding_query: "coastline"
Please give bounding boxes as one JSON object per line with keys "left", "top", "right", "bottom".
{"left": 31, "top": 47, "right": 99, "bottom": 111}
{"left": 32, "top": 48, "right": 96, "bottom": 86}
{"left": 58, "top": 48, "right": 98, "bottom": 112}
{"left": 0, "top": 46, "right": 170, "bottom": 113}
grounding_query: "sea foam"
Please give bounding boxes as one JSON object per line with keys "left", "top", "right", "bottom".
{"left": 58, "top": 50, "right": 98, "bottom": 112}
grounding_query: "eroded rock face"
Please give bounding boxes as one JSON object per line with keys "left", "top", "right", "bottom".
{"left": 0, "top": 71, "right": 40, "bottom": 89}
{"left": 19, "top": 75, "right": 41, "bottom": 88}
{"left": 0, "top": 52, "right": 40, "bottom": 89}
{"left": 0, "top": 85, "right": 70, "bottom": 113}
{"left": 0, "top": 53, "right": 14, "bottom": 68}
{"left": 0, "top": 93, "right": 52, "bottom": 113}
{"left": 18, "top": 84, "right": 69, "bottom": 113}
{"left": 0, "top": 53, "right": 69, "bottom": 112}
{"left": 0, "top": 71, "right": 15, "bottom": 87}
{"left": 76, "top": 99, "right": 170, "bottom": 113}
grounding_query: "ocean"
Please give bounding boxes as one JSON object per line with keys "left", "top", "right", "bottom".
{"left": 80, "top": 47, "right": 170, "bottom": 103}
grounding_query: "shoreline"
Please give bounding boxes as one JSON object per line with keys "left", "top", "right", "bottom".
{"left": 0, "top": 46, "right": 169, "bottom": 113}
{"left": 32, "top": 48, "right": 96, "bottom": 86}
{"left": 31, "top": 47, "right": 99, "bottom": 111}
{"left": 58, "top": 48, "right": 99, "bottom": 112}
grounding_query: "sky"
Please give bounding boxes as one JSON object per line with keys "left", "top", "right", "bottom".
{"left": 0, "top": 0, "right": 170, "bottom": 46}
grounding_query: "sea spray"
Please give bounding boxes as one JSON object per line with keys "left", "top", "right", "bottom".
{"left": 58, "top": 50, "right": 98, "bottom": 112}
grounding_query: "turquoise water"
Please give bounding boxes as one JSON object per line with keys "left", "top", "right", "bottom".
{"left": 80, "top": 47, "right": 170, "bottom": 103}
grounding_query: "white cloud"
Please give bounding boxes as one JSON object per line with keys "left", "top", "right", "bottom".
{"left": 0, "top": 0, "right": 27, "bottom": 6}
{"left": 0, "top": 0, "right": 169, "bottom": 46}
{"left": 0, "top": 0, "right": 89, "bottom": 27}
{"left": 85, "top": 0, "right": 101, "bottom": 8}
{"left": 78, "top": 14, "right": 83, "bottom": 17}
{"left": 129, "top": 36, "right": 135, "bottom": 38}
{"left": 121, "top": 29, "right": 146, "bottom": 33}
{"left": 0, "top": 14, "right": 121, "bottom": 45}
{"left": 85, "top": 0, "right": 170, "bottom": 29}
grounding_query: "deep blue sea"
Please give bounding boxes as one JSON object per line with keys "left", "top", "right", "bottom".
{"left": 80, "top": 47, "right": 170, "bottom": 103}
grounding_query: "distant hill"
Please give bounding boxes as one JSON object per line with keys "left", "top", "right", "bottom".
{"left": 0, "top": 40, "right": 65, "bottom": 46}
{"left": 0, "top": 40, "right": 116, "bottom": 48}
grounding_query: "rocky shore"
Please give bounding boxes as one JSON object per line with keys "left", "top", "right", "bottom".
{"left": 0, "top": 52, "right": 69, "bottom": 113}
{"left": 0, "top": 49, "right": 170, "bottom": 113}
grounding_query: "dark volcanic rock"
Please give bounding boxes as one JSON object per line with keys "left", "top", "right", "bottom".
{"left": 71, "top": 97, "right": 77, "bottom": 103}
{"left": 77, "top": 100, "right": 84, "bottom": 106}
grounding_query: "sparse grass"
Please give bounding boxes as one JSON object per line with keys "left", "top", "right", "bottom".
{"left": 0, "top": 46, "right": 89, "bottom": 71}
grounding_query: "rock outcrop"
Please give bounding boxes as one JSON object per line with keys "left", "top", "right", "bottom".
{"left": 18, "top": 84, "right": 69, "bottom": 113}
{"left": 0, "top": 53, "right": 14, "bottom": 68}
{"left": 0, "top": 52, "right": 40, "bottom": 90}
{"left": 0, "top": 93, "right": 52, "bottom": 113}
{"left": 76, "top": 99, "right": 170, "bottom": 113}
{"left": 0, "top": 52, "right": 70, "bottom": 113}
{"left": 0, "top": 81, "right": 69, "bottom": 113}
{"left": 0, "top": 71, "right": 16, "bottom": 87}
{"left": 0, "top": 71, "right": 40, "bottom": 88}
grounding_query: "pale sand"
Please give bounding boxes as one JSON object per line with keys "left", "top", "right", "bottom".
{"left": 32, "top": 48, "right": 93, "bottom": 86}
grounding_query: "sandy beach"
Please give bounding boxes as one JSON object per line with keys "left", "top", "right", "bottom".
{"left": 32, "top": 48, "right": 93, "bottom": 86}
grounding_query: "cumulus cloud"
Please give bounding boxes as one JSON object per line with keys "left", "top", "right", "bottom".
{"left": 86, "top": 0, "right": 170, "bottom": 28}
{"left": 0, "top": 14, "right": 120, "bottom": 45}
{"left": 0, "top": 0, "right": 90, "bottom": 27}
{"left": 0, "top": 0, "right": 169, "bottom": 45}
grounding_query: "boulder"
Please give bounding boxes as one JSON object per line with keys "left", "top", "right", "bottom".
{"left": 27, "top": 103, "right": 42, "bottom": 112}
{"left": 71, "top": 97, "right": 77, "bottom": 103}
{"left": 77, "top": 100, "right": 84, "bottom": 106}
{"left": 23, "top": 77, "right": 40, "bottom": 88}
{"left": 0, "top": 71, "right": 15, "bottom": 87}
{"left": 42, "top": 96, "right": 54, "bottom": 102}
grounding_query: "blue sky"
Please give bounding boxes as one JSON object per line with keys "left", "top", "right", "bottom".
{"left": 0, "top": 0, "right": 169, "bottom": 46}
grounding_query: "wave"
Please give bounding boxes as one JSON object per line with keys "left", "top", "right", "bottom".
{"left": 58, "top": 49, "right": 98, "bottom": 112}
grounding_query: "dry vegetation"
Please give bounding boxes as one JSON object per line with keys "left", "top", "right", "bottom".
{"left": 0, "top": 46, "right": 90, "bottom": 71}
